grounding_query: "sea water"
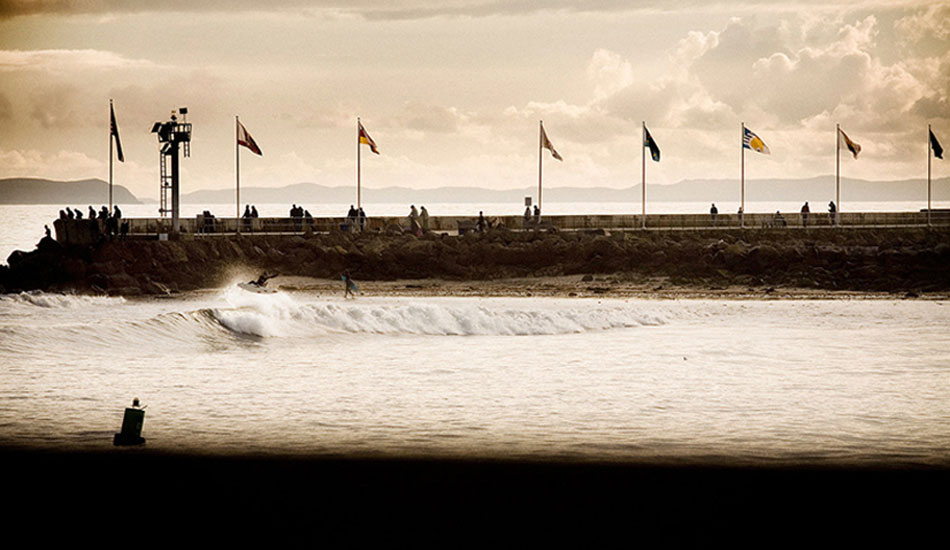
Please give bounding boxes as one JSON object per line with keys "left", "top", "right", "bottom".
{"left": 2, "top": 289, "right": 948, "bottom": 465}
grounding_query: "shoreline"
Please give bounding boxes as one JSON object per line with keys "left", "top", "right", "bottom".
{"left": 264, "top": 275, "right": 948, "bottom": 301}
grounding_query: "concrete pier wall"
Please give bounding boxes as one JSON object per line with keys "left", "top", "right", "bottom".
{"left": 53, "top": 210, "right": 950, "bottom": 246}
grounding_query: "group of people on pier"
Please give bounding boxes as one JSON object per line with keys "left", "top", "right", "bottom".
{"left": 408, "top": 205, "right": 429, "bottom": 235}
{"left": 347, "top": 205, "right": 367, "bottom": 232}
{"left": 59, "top": 204, "right": 127, "bottom": 240}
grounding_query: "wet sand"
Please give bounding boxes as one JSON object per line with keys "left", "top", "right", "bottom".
{"left": 271, "top": 274, "right": 949, "bottom": 300}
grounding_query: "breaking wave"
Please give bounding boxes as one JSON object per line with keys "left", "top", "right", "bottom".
{"left": 0, "top": 291, "right": 126, "bottom": 309}
{"left": 206, "top": 294, "right": 667, "bottom": 338}
{"left": 0, "top": 289, "right": 668, "bottom": 354}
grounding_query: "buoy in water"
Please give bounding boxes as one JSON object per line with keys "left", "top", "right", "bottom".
{"left": 113, "top": 398, "right": 146, "bottom": 446}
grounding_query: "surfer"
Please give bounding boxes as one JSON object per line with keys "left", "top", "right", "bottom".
{"left": 342, "top": 272, "right": 358, "bottom": 299}
{"left": 250, "top": 272, "right": 278, "bottom": 287}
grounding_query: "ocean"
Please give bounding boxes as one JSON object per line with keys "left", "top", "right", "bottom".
{"left": 2, "top": 287, "right": 948, "bottom": 465}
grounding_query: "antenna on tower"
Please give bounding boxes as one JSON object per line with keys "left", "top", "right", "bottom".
{"left": 152, "top": 107, "right": 192, "bottom": 235}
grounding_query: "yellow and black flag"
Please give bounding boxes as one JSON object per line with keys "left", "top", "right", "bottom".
{"left": 644, "top": 125, "right": 660, "bottom": 162}
{"left": 359, "top": 121, "right": 379, "bottom": 154}
{"left": 110, "top": 102, "right": 124, "bottom": 162}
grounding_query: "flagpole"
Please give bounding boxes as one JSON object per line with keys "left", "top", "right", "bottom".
{"left": 357, "top": 117, "right": 362, "bottom": 210}
{"left": 928, "top": 124, "right": 932, "bottom": 227}
{"left": 538, "top": 121, "right": 543, "bottom": 215}
{"left": 642, "top": 121, "right": 646, "bottom": 229}
{"left": 236, "top": 116, "right": 241, "bottom": 234}
{"left": 109, "top": 99, "right": 114, "bottom": 213}
{"left": 740, "top": 122, "right": 745, "bottom": 228}
{"left": 836, "top": 123, "right": 840, "bottom": 225}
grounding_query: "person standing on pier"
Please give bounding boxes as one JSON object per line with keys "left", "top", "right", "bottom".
{"left": 801, "top": 202, "right": 810, "bottom": 227}
{"left": 409, "top": 205, "right": 420, "bottom": 233}
{"left": 828, "top": 201, "right": 837, "bottom": 226}
{"left": 710, "top": 203, "right": 718, "bottom": 226}
{"left": 420, "top": 206, "right": 429, "bottom": 233}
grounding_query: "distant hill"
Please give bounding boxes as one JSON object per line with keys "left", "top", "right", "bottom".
{"left": 2, "top": 175, "right": 945, "bottom": 206}
{"left": 0, "top": 178, "right": 141, "bottom": 205}
{"left": 181, "top": 175, "right": 950, "bottom": 205}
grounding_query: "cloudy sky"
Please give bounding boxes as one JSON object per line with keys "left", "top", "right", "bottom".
{"left": 0, "top": 1, "right": 947, "bottom": 199}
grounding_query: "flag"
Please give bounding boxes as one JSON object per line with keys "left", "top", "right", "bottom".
{"left": 742, "top": 127, "right": 770, "bottom": 155}
{"left": 237, "top": 120, "right": 262, "bottom": 155}
{"left": 110, "top": 103, "right": 124, "bottom": 162}
{"left": 541, "top": 124, "right": 563, "bottom": 161}
{"left": 931, "top": 129, "right": 943, "bottom": 160}
{"left": 644, "top": 125, "right": 660, "bottom": 162}
{"left": 838, "top": 127, "right": 861, "bottom": 159}
{"left": 359, "top": 121, "right": 379, "bottom": 154}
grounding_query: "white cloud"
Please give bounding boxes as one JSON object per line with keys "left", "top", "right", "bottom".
{"left": 0, "top": 49, "right": 158, "bottom": 73}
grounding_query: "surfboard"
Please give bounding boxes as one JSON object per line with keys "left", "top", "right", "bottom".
{"left": 238, "top": 282, "right": 279, "bottom": 294}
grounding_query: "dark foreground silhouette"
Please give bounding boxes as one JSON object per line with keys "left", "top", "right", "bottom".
{"left": 3, "top": 227, "right": 949, "bottom": 295}
{"left": 2, "top": 448, "right": 945, "bottom": 546}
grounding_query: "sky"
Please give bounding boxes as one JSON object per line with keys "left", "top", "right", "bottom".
{"left": 0, "top": 1, "right": 947, "bottom": 200}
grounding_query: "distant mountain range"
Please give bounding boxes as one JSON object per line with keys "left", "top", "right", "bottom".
{"left": 0, "top": 178, "right": 141, "bottom": 205}
{"left": 1, "top": 176, "right": 947, "bottom": 205}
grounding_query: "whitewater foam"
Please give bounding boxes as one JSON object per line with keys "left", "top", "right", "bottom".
{"left": 207, "top": 296, "right": 668, "bottom": 338}
{"left": 0, "top": 291, "right": 126, "bottom": 309}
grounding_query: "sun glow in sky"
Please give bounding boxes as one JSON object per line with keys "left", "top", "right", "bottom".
{"left": 0, "top": 1, "right": 947, "bottom": 199}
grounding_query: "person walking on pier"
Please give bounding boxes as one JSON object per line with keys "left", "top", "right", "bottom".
{"left": 524, "top": 205, "right": 532, "bottom": 228}
{"left": 828, "top": 201, "right": 837, "bottom": 226}
{"left": 801, "top": 202, "right": 810, "bottom": 227}
{"left": 710, "top": 203, "right": 718, "bottom": 226}
{"left": 358, "top": 207, "right": 366, "bottom": 231}
{"left": 533, "top": 205, "right": 540, "bottom": 225}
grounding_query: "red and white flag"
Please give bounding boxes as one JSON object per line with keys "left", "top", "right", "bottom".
{"left": 237, "top": 120, "right": 262, "bottom": 155}
{"left": 541, "top": 123, "right": 563, "bottom": 161}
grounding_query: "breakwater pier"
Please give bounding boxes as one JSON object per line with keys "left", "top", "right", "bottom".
{"left": 2, "top": 210, "right": 948, "bottom": 296}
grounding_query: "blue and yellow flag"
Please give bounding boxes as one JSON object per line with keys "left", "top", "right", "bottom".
{"left": 644, "top": 125, "right": 660, "bottom": 162}
{"left": 743, "top": 127, "right": 770, "bottom": 155}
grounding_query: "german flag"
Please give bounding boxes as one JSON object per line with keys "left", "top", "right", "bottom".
{"left": 838, "top": 127, "right": 861, "bottom": 159}
{"left": 359, "top": 121, "right": 379, "bottom": 154}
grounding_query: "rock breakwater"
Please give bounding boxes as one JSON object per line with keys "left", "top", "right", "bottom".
{"left": 2, "top": 227, "right": 949, "bottom": 295}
